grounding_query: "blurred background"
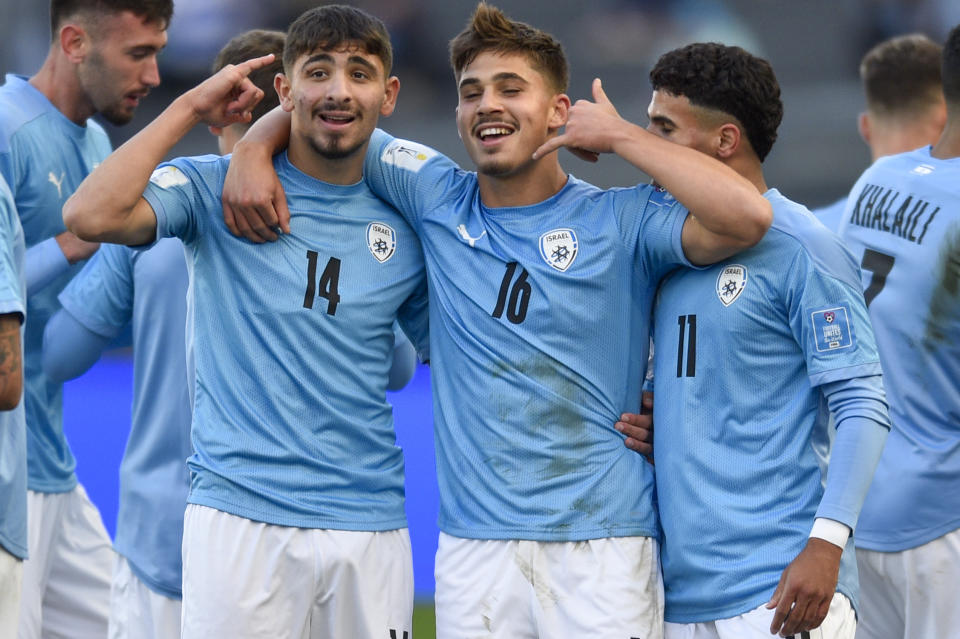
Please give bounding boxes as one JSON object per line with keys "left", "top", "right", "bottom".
{"left": 3, "top": 0, "right": 958, "bottom": 609}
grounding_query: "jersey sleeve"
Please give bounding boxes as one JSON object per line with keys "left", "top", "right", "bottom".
{"left": 0, "top": 185, "right": 23, "bottom": 322}
{"left": 785, "top": 236, "right": 882, "bottom": 386}
{"left": 142, "top": 156, "right": 225, "bottom": 245}
{"left": 396, "top": 278, "right": 430, "bottom": 363}
{"left": 619, "top": 185, "right": 691, "bottom": 281}
{"left": 57, "top": 243, "right": 134, "bottom": 339}
{"left": 363, "top": 128, "right": 461, "bottom": 230}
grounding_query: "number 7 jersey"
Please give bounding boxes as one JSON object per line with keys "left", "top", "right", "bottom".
{"left": 838, "top": 147, "right": 960, "bottom": 552}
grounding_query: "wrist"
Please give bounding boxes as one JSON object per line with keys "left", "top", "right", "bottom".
{"left": 809, "top": 517, "right": 851, "bottom": 550}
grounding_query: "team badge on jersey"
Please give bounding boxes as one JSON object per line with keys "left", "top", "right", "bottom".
{"left": 366, "top": 222, "right": 396, "bottom": 263}
{"left": 149, "top": 166, "right": 189, "bottom": 189}
{"left": 716, "top": 264, "right": 748, "bottom": 306}
{"left": 381, "top": 140, "right": 436, "bottom": 173}
{"left": 539, "top": 228, "right": 578, "bottom": 272}
{"left": 811, "top": 305, "right": 854, "bottom": 351}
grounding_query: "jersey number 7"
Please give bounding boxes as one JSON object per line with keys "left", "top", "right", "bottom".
{"left": 860, "top": 249, "right": 895, "bottom": 307}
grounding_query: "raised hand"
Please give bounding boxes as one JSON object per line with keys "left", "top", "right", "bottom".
{"left": 533, "top": 78, "right": 625, "bottom": 160}
{"left": 184, "top": 54, "right": 276, "bottom": 128}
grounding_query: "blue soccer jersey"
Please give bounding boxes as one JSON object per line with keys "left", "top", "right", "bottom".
{"left": 812, "top": 196, "right": 846, "bottom": 234}
{"left": 0, "top": 74, "right": 112, "bottom": 492}
{"left": 0, "top": 173, "right": 27, "bottom": 559}
{"left": 838, "top": 147, "right": 960, "bottom": 551}
{"left": 651, "top": 190, "right": 883, "bottom": 622}
{"left": 143, "top": 152, "right": 428, "bottom": 530}
{"left": 363, "top": 130, "right": 689, "bottom": 541}
{"left": 57, "top": 239, "right": 191, "bottom": 598}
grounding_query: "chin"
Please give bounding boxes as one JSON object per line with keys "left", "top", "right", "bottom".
{"left": 99, "top": 107, "right": 135, "bottom": 126}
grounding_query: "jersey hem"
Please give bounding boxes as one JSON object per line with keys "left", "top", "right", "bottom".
{"left": 121, "top": 552, "right": 182, "bottom": 600}
{"left": 188, "top": 495, "right": 409, "bottom": 531}
{"left": 26, "top": 475, "right": 78, "bottom": 493}
{"left": 665, "top": 586, "right": 857, "bottom": 624}
{"left": 439, "top": 523, "right": 658, "bottom": 542}
{"left": 855, "top": 520, "right": 960, "bottom": 552}
{"left": 0, "top": 532, "right": 28, "bottom": 560}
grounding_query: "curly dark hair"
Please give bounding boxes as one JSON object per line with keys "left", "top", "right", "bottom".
{"left": 861, "top": 34, "right": 942, "bottom": 118}
{"left": 650, "top": 43, "right": 782, "bottom": 162}
{"left": 50, "top": 0, "right": 173, "bottom": 39}
{"left": 449, "top": 2, "right": 568, "bottom": 94}
{"left": 284, "top": 5, "right": 392, "bottom": 77}
{"left": 944, "top": 24, "right": 960, "bottom": 108}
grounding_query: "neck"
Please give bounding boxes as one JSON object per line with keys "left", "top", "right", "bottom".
{"left": 477, "top": 156, "right": 567, "bottom": 208}
{"left": 287, "top": 133, "right": 365, "bottom": 185}
{"left": 870, "top": 121, "right": 943, "bottom": 161}
{"left": 931, "top": 119, "right": 960, "bottom": 160}
{"left": 727, "top": 154, "right": 767, "bottom": 194}
{"left": 29, "top": 47, "right": 94, "bottom": 125}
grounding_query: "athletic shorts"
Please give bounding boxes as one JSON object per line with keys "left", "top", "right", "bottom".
{"left": 108, "top": 554, "right": 180, "bottom": 639}
{"left": 435, "top": 532, "right": 663, "bottom": 639}
{"left": 181, "top": 504, "right": 413, "bottom": 639}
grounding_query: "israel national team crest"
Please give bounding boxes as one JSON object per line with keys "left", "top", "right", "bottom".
{"left": 366, "top": 222, "right": 396, "bottom": 263}
{"left": 539, "top": 228, "right": 578, "bottom": 272}
{"left": 716, "top": 264, "right": 748, "bottom": 306}
{"left": 811, "top": 305, "right": 854, "bottom": 352}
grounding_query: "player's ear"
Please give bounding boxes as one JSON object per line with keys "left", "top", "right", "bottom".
{"left": 276, "top": 73, "right": 294, "bottom": 113}
{"left": 858, "top": 112, "right": 871, "bottom": 146}
{"left": 549, "top": 93, "right": 571, "bottom": 131}
{"left": 60, "top": 23, "right": 88, "bottom": 63}
{"left": 715, "top": 123, "right": 740, "bottom": 159}
{"left": 380, "top": 75, "right": 400, "bottom": 117}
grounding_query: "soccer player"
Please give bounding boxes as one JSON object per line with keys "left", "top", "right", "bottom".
{"left": 815, "top": 33, "right": 945, "bottom": 231}
{"left": 0, "top": 2, "right": 172, "bottom": 637}
{"left": 63, "top": 6, "right": 429, "bottom": 638}
{"left": 606, "top": 43, "right": 891, "bottom": 637}
{"left": 0, "top": 173, "right": 27, "bottom": 637}
{"left": 223, "top": 4, "right": 772, "bottom": 636}
{"left": 837, "top": 23, "right": 960, "bottom": 639}
{"left": 39, "top": 28, "right": 284, "bottom": 639}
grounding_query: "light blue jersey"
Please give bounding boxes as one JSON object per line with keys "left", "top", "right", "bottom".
{"left": 0, "top": 174, "right": 27, "bottom": 559}
{"left": 652, "top": 190, "right": 883, "bottom": 622}
{"left": 143, "top": 152, "right": 428, "bottom": 530}
{"left": 838, "top": 146, "right": 960, "bottom": 551}
{"left": 812, "top": 196, "right": 846, "bottom": 233}
{"left": 363, "top": 130, "right": 689, "bottom": 541}
{"left": 0, "top": 74, "right": 112, "bottom": 492}
{"left": 57, "top": 239, "right": 191, "bottom": 598}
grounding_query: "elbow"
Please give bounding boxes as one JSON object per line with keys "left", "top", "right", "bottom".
{"left": 0, "top": 376, "right": 22, "bottom": 411}
{"left": 62, "top": 195, "right": 101, "bottom": 242}
{"left": 736, "top": 196, "right": 773, "bottom": 249}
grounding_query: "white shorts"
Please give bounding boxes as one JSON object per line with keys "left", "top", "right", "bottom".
{"left": 435, "top": 532, "right": 664, "bottom": 639}
{"left": 18, "top": 484, "right": 114, "bottom": 639}
{"left": 856, "top": 527, "right": 960, "bottom": 639}
{"left": 181, "top": 504, "right": 413, "bottom": 639}
{"left": 108, "top": 554, "right": 180, "bottom": 639}
{"left": 664, "top": 592, "right": 855, "bottom": 639}
{"left": 0, "top": 544, "right": 23, "bottom": 637}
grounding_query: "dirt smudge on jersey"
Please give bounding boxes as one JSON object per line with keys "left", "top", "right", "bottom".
{"left": 924, "top": 225, "right": 960, "bottom": 348}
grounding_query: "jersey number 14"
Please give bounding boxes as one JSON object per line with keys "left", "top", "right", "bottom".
{"left": 303, "top": 250, "right": 342, "bottom": 315}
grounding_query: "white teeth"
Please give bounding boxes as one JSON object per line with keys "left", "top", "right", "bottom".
{"left": 479, "top": 127, "right": 511, "bottom": 139}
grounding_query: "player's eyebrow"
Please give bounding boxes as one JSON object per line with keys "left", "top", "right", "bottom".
{"left": 458, "top": 72, "right": 530, "bottom": 91}
{"left": 301, "top": 52, "right": 379, "bottom": 75}
{"left": 649, "top": 114, "right": 676, "bottom": 128}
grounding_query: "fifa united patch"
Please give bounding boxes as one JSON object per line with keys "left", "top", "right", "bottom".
{"left": 366, "top": 222, "right": 396, "bottom": 263}
{"left": 811, "top": 306, "right": 854, "bottom": 352}
{"left": 148, "top": 166, "right": 189, "bottom": 189}
{"left": 381, "top": 140, "right": 436, "bottom": 173}
{"left": 539, "top": 228, "right": 578, "bottom": 272}
{"left": 716, "top": 264, "right": 747, "bottom": 306}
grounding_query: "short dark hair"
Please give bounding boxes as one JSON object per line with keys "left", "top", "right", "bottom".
{"left": 449, "top": 2, "right": 568, "bottom": 94}
{"left": 861, "top": 34, "right": 943, "bottom": 118}
{"left": 213, "top": 29, "right": 285, "bottom": 124}
{"left": 283, "top": 5, "right": 392, "bottom": 77}
{"left": 650, "top": 42, "right": 782, "bottom": 162}
{"left": 943, "top": 24, "right": 960, "bottom": 108}
{"left": 50, "top": 0, "right": 173, "bottom": 39}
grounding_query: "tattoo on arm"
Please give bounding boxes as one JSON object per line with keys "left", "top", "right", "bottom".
{"left": 0, "top": 314, "right": 23, "bottom": 404}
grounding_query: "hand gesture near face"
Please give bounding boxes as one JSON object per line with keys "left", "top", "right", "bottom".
{"left": 184, "top": 54, "right": 276, "bottom": 128}
{"left": 533, "top": 78, "right": 625, "bottom": 161}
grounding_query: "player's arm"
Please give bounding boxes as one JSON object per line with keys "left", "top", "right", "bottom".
{"left": 533, "top": 79, "right": 771, "bottom": 266}
{"left": 767, "top": 378, "right": 889, "bottom": 637}
{"left": 42, "top": 310, "right": 113, "bottom": 382}
{"left": 387, "top": 326, "right": 417, "bottom": 392}
{"left": 63, "top": 55, "right": 275, "bottom": 245}
{"left": 221, "top": 107, "right": 293, "bottom": 242}
{"left": 0, "top": 312, "right": 22, "bottom": 410}
{"left": 25, "top": 232, "right": 99, "bottom": 296}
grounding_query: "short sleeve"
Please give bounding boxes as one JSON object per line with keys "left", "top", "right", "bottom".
{"left": 142, "top": 155, "right": 225, "bottom": 245}
{"left": 0, "top": 185, "right": 23, "bottom": 321}
{"left": 620, "top": 185, "right": 690, "bottom": 281}
{"left": 57, "top": 243, "right": 133, "bottom": 339}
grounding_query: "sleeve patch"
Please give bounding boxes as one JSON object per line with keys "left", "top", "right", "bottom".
{"left": 149, "top": 165, "right": 189, "bottom": 189}
{"left": 811, "top": 305, "right": 854, "bottom": 352}
{"left": 380, "top": 141, "right": 437, "bottom": 173}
